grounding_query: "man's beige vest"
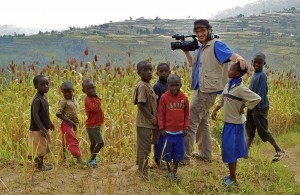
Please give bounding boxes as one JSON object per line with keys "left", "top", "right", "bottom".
{"left": 191, "top": 39, "right": 229, "bottom": 93}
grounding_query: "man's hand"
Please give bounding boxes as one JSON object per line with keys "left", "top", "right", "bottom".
{"left": 159, "top": 129, "right": 166, "bottom": 136}
{"left": 236, "top": 56, "right": 247, "bottom": 70}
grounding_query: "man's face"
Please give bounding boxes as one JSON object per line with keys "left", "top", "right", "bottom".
{"left": 194, "top": 27, "right": 209, "bottom": 43}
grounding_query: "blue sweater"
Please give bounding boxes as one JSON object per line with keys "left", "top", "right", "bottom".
{"left": 153, "top": 78, "right": 168, "bottom": 103}
{"left": 249, "top": 70, "right": 269, "bottom": 109}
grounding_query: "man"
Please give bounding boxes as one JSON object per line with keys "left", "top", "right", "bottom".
{"left": 182, "top": 19, "right": 247, "bottom": 164}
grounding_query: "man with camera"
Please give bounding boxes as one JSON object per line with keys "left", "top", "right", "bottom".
{"left": 180, "top": 19, "right": 247, "bottom": 164}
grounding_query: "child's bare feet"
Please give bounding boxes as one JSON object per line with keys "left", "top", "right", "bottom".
{"left": 36, "top": 164, "right": 52, "bottom": 171}
{"left": 76, "top": 157, "right": 86, "bottom": 165}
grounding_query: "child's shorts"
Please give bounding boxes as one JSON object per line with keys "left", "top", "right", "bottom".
{"left": 222, "top": 123, "right": 248, "bottom": 163}
{"left": 86, "top": 126, "right": 104, "bottom": 144}
{"left": 156, "top": 132, "right": 184, "bottom": 162}
{"left": 28, "top": 130, "right": 51, "bottom": 157}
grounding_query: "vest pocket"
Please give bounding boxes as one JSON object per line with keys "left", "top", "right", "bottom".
{"left": 203, "top": 73, "right": 222, "bottom": 90}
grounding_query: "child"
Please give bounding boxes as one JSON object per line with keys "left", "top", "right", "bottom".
{"left": 56, "top": 81, "right": 84, "bottom": 164}
{"left": 246, "top": 52, "right": 284, "bottom": 162}
{"left": 157, "top": 74, "right": 189, "bottom": 180}
{"left": 82, "top": 79, "right": 104, "bottom": 167}
{"left": 133, "top": 60, "right": 158, "bottom": 178}
{"left": 153, "top": 62, "right": 170, "bottom": 168}
{"left": 28, "top": 75, "right": 54, "bottom": 171}
{"left": 211, "top": 63, "right": 261, "bottom": 186}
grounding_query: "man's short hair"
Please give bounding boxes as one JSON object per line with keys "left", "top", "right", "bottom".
{"left": 82, "top": 79, "right": 92, "bottom": 89}
{"left": 157, "top": 63, "right": 169, "bottom": 71}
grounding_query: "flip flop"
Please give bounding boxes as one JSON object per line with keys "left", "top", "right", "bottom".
{"left": 272, "top": 151, "right": 284, "bottom": 162}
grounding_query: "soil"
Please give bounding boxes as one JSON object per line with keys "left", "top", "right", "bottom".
{"left": 0, "top": 145, "right": 300, "bottom": 194}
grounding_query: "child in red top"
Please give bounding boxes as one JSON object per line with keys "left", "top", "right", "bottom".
{"left": 82, "top": 79, "right": 104, "bottom": 167}
{"left": 157, "top": 74, "right": 189, "bottom": 180}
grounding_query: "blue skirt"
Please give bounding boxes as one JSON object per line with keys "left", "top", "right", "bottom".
{"left": 222, "top": 123, "right": 248, "bottom": 163}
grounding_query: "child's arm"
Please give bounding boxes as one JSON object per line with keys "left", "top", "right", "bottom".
{"left": 183, "top": 97, "right": 190, "bottom": 136}
{"left": 56, "top": 100, "right": 75, "bottom": 128}
{"left": 240, "top": 86, "right": 261, "bottom": 110}
{"left": 211, "top": 97, "right": 224, "bottom": 120}
{"left": 157, "top": 96, "right": 166, "bottom": 135}
{"left": 85, "top": 97, "right": 102, "bottom": 112}
{"left": 32, "top": 99, "right": 47, "bottom": 137}
{"left": 211, "top": 105, "right": 221, "bottom": 120}
{"left": 137, "top": 103, "right": 157, "bottom": 125}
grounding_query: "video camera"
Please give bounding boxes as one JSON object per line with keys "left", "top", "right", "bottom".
{"left": 170, "top": 33, "right": 220, "bottom": 51}
{"left": 171, "top": 34, "right": 199, "bottom": 51}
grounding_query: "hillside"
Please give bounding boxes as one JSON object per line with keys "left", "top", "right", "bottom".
{"left": 0, "top": 7, "right": 299, "bottom": 72}
{"left": 212, "top": 0, "right": 300, "bottom": 19}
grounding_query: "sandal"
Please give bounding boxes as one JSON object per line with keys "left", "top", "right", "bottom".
{"left": 174, "top": 174, "right": 182, "bottom": 181}
{"left": 222, "top": 175, "right": 230, "bottom": 182}
{"left": 164, "top": 172, "right": 174, "bottom": 178}
{"left": 272, "top": 151, "right": 284, "bottom": 163}
{"left": 224, "top": 178, "right": 235, "bottom": 187}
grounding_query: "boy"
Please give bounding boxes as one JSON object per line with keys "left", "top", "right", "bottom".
{"left": 157, "top": 74, "right": 189, "bottom": 180}
{"left": 56, "top": 81, "right": 84, "bottom": 164}
{"left": 153, "top": 62, "right": 170, "bottom": 168}
{"left": 133, "top": 60, "right": 157, "bottom": 178}
{"left": 82, "top": 79, "right": 104, "bottom": 167}
{"left": 246, "top": 52, "right": 284, "bottom": 162}
{"left": 28, "top": 75, "right": 54, "bottom": 171}
{"left": 211, "top": 63, "right": 261, "bottom": 186}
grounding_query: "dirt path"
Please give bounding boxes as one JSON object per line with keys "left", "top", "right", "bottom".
{"left": 282, "top": 144, "right": 300, "bottom": 184}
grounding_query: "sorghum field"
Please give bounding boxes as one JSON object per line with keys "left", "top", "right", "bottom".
{"left": 0, "top": 51, "right": 300, "bottom": 194}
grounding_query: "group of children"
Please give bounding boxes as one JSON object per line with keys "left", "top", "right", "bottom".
{"left": 133, "top": 61, "right": 189, "bottom": 179}
{"left": 28, "top": 77, "right": 104, "bottom": 170}
{"left": 28, "top": 52, "right": 283, "bottom": 186}
{"left": 133, "top": 52, "right": 283, "bottom": 185}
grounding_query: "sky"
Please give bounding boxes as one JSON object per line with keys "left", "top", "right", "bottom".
{"left": 0, "top": 0, "right": 259, "bottom": 30}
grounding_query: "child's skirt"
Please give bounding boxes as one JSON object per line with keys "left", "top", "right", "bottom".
{"left": 28, "top": 130, "right": 51, "bottom": 158}
{"left": 222, "top": 123, "right": 248, "bottom": 163}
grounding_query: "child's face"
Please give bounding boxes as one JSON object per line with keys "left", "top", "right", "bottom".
{"left": 157, "top": 65, "right": 170, "bottom": 81}
{"left": 252, "top": 56, "right": 265, "bottom": 72}
{"left": 168, "top": 79, "right": 181, "bottom": 96}
{"left": 138, "top": 63, "right": 153, "bottom": 82}
{"left": 228, "top": 65, "right": 240, "bottom": 79}
{"left": 36, "top": 77, "right": 49, "bottom": 94}
{"left": 83, "top": 81, "right": 96, "bottom": 97}
{"left": 62, "top": 87, "right": 74, "bottom": 100}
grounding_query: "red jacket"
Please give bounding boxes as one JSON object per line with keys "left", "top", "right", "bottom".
{"left": 84, "top": 97, "right": 104, "bottom": 127}
{"left": 157, "top": 90, "right": 189, "bottom": 132}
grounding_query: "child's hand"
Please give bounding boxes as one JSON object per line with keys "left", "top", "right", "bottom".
{"left": 67, "top": 120, "right": 75, "bottom": 128}
{"left": 211, "top": 111, "right": 217, "bottom": 120}
{"left": 159, "top": 130, "right": 166, "bottom": 136}
{"left": 239, "top": 104, "right": 246, "bottom": 115}
{"left": 40, "top": 128, "right": 47, "bottom": 137}
{"left": 150, "top": 117, "right": 157, "bottom": 125}
{"left": 183, "top": 130, "right": 188, "bottom": 136}
{"left": 50, "top": 123, "right": 55, "bottom": 131}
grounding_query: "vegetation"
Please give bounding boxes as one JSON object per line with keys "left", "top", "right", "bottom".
{"left": 0, "top": 53, "right": 299, "bottom": 193}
